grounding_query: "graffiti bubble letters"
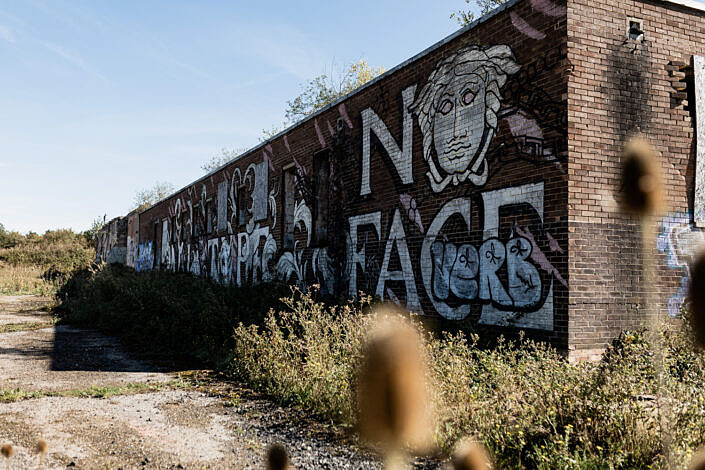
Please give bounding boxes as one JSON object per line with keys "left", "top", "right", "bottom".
{"left": 420, "top": 182, "right": 552, "bottom": 330}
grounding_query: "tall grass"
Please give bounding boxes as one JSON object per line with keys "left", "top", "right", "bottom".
{"left": 232, "top": 291, "right": 705, "bottom": 469}
{"left": 0, "top": 229, "right": 94, "bottom": 295}
{"left": 57, "top": 265, "right": 705, "bottom": 469}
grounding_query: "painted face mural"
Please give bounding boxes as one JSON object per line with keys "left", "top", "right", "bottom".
{"left": 410, "top": 45, "right": 521, "bottom": 192}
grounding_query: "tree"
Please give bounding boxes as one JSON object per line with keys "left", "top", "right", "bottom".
{"left": 0, "top": 223, "right": 23, "bottom": 249}
{"left": 201, "top": 147, "right": 248, "bottom": 173}
{"left": 82, "top": 215, "right": 107, "bottom": 244}
{"left": 451, "top": 0, "right": 510, "bottom": 25}
{"left": 132, "top": 181, "right": 176, "bottom": 212}
{"left": 283, "top": 59, "right": 385, "bottom": 126}
{"left": 202, "top": 59, "right": 385, "bottom": 172}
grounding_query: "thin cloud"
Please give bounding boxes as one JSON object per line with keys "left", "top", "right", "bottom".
{"left": 232, "top": 23, "right": 327, "bottom": 80}
{"left": 41, "top": 41, "right": 110, "bottom": 83}
{"left": 0, "top": 25, "right": 16, "bottom": 43}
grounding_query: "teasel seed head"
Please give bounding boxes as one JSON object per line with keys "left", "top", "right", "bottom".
{"left": 266, "top": 442, "right": 289, "bottom": 470}
{"left": 0, "top": 444, "right": 13, "bottom": 459}
{"left": 357, "top": 311, "right": 431, "bottom": 452}
{"left": 688, "top": 447, "right": 705, "bottom": 470}
{"left": 620, "top": 136, "right": 663, "bottom": 216}
{"left": 35, "top": 439, "right": 47, "bottom": 455}
{"left": 451, "top": 438, "right": 491, "bottom": 470}
{"left": 689, "top": 251, "right": 705, "bottom": 349}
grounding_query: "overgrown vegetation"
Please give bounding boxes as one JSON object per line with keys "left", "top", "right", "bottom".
{"left": 57, "top": 264, "right": 290, "bottom": 367}
{"left": 0, "top": 226, "right": 94, "bottom": 295}
{"left": 57, "top": 265, "right": 705, "bottom": 469}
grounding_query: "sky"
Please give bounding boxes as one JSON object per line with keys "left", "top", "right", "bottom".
{"left": 0, "top": 0, "right": 470, "bottom": 234}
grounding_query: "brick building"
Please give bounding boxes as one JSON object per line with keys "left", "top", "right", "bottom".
{"left": 96, "top": 0, "right": 705, "bottom": 360}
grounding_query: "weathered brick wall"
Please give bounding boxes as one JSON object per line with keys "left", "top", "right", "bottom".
{"left": 567, "top": 0, "right": 705, "bottom": 360}
{"left": 119, "top": 0, "right": 571, "bottom": 349}
{"left": 96, "top": 216, "right": 127, "bottom": 264}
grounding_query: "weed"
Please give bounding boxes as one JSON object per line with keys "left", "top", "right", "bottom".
{"left": 57, "top": 265, "right": 705, "bottom": 468}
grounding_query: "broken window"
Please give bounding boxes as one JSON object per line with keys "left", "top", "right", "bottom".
{"left": 282, "top": 167, "right": 296, "bottom": 249}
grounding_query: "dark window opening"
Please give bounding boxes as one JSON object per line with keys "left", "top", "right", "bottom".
{"left": 313, "top": 151, "right": 330, "bottom": 245}
{"left": 238, "top": 184, "right": 247, "bottom": 226}
{"left": 282, "top": 168, "right": 296, "bottom": 250}
{"left": 206, "top": 199, "right": 213, "bottom": 234}
{"left": 628, "top": 18, "right": 644, "bottom": 40}
{"left": 153, "top": 222, "right": 160, "bottom": 269}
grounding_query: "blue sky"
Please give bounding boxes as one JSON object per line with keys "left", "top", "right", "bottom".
{"left": 0, "top": 0, "right": 469, "bottom": 233}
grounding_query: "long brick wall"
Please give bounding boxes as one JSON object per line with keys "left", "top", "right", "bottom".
{"left": 95, "top": 0, "right": 705, "bottom": 357}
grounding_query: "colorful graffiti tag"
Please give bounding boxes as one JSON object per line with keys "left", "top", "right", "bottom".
{"left": 657, "top": 212, "right": 705, "bottom": 317}
{"left": 126, "top": 41, "right": 567, "bottom": 332}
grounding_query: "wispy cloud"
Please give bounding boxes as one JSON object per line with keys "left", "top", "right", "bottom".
{"left": 0, "top": 25, "right": 16, "bottom": 44}
{"left": 232, "top": 23, "right": 327, "bottom": 80}
{"left": 41, "top": 41, "right": 110, "bottom": 83}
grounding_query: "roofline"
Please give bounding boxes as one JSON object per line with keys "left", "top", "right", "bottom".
{"left": 138, "top": 0, "right": 524, "bottom": 216}
{"left": 660, "top": 0, "right": 705, "bottom": 12}
{"left": 140, "top": 0, "right": 705, "bottom": 217}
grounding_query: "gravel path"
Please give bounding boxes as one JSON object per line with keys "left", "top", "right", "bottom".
{"left": 0, "top": 295, "right": 429, "bottom": 469}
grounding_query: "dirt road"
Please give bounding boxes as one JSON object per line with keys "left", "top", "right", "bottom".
{"left": 0, "top": 296, "right": 384, "bottom": 469}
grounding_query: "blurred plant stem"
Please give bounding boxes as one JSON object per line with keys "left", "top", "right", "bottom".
{"left": 641, "top": 215, "right": 673, "bottom": 469}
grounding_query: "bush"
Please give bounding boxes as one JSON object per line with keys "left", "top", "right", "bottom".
{"left": 232, "top": 293, "right": 705, "bottom": 469}
{"left": 58, "top": 266, "right": 705, "bottom": 468}
{"left": 0, "top": 228, "right": 94, "bottom": 295}
{"left": 57, "top": 264, "right": 290, "bottom": 367}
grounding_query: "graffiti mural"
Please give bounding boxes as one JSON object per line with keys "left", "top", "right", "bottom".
{"left": 410, "top": 45, "right": 521, "bottom": 192}
{"left": 657, "top": 212, "right": 705, "bottom": 317}
{"left": 120, "top": 34, "right": 567, "bottom": 332}
{"left": 136, "top": 242, "right": 154, "bottom": 272}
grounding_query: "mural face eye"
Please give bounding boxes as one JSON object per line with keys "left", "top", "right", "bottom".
{"left": 439, "top": 99, "right": 454, "bottom": 115}
{"left": 461, "top": 88, "right": 477, "bottom": 105}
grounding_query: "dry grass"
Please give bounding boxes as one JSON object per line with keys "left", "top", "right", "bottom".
{"left": 0, "top": 229, "right": 94, "bottom": 295}
{"left": 0, "top": 263, "right": 56, "bottom": 296}
{"left": 230, "top": 288, "right": 705, "bottom": 469}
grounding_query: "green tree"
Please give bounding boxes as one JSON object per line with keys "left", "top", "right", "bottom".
{"left": 203, "top": 59, "right": 385, "bottom": 172}
{"left": 283, "top": 59, "right": 385, "bottom": 126}
{"left": 82, "top": 215, "right": 107, "bottom": 244}
{"left": 451, "top": 0, "right": 509, "bottom": 25}
{"left": 201, "top": 147, "right": 248, "bottom": 173}
{"left": 132, "top": 181, "right": 176, "bottom": 212}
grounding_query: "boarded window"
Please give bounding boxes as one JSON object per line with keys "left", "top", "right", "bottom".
{"left": 252, "top": 161, "right": 269, "bottom": 222}
{"left": 695, "top": 55, "right": 705, "bottom": 227}
{"left": 313, "top": 151, "right": 330, "bottom": 244}
{"left": 283, "top": 168, "right": 296, "bottom": 249}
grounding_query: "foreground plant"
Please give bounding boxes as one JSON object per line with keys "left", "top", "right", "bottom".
{"left": 0, "top": 444, "right": 13, "bottom": 470}
{"left": 36, "top": 439, "right": 47, "bottom": 468}
{"left": 451, "top": 438, "right": 492, "bottom": 470}
{"left": 265, "top": 442, "right": 290, "bottom": 470}
{"left": 357, "top": 312, "right": 432, "bottom": 469}
{"left": 620, "top": 134, "right": 673, "bottom": 467}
